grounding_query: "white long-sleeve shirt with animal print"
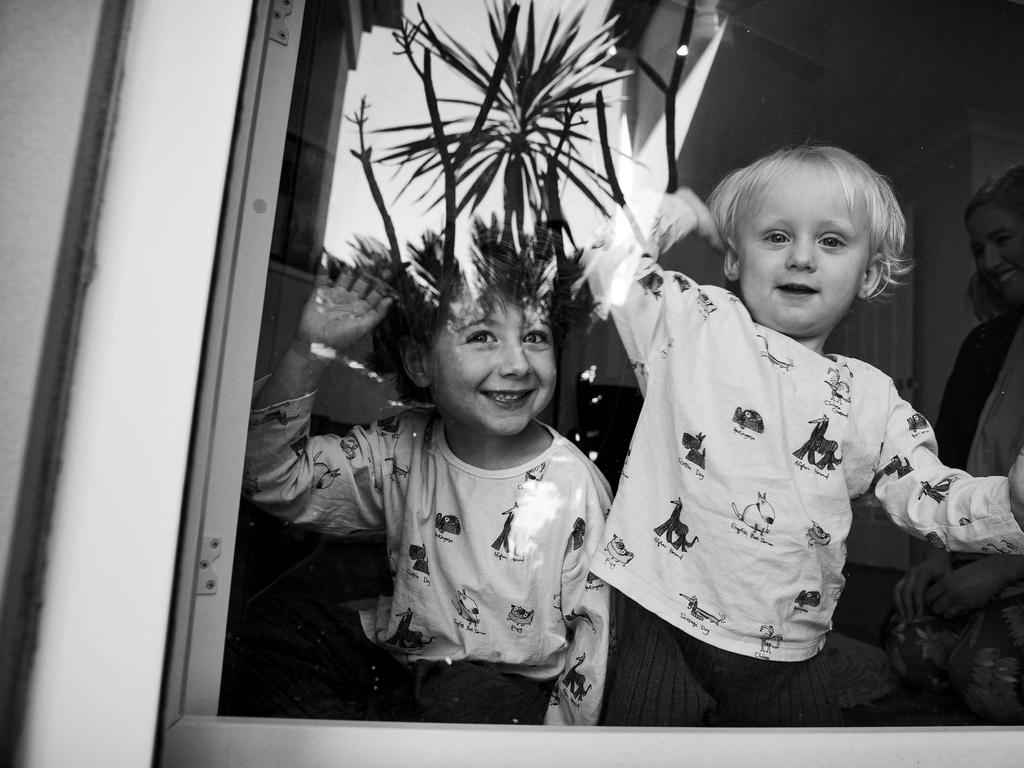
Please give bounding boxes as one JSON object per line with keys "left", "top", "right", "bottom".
{"left": 583, "top": 223, "right": 1024, "bottom": 662}
{"left": 244, "top": 393, "right": 612, "bottom": 724}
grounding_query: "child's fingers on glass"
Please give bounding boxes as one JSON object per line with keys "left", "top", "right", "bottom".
{"left": 319, "top": 249, "right": 397, "bottom": 300}
{"left": 319, "top": 248, "right": 370, "bottom": 292}
{"left": 349, "top": 271, "right": 373, "bottom": 297}
{"left": 363, "top": 281, "right": 396, "bottom": 308}
{"left": 348, "top": 271, "right": 397, "bottom": 304}
{"left": 319, "top": 249, "right": 348, "bottom": 283}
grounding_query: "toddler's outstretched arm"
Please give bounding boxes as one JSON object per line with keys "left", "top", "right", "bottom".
{"left": 1011, "top": 444, "right": 1024, "bottom": 529}
{"left": 874, "top": 395, "right": 1024, "bottom": 553}
{"left": 255, "top": 256, "right": 394, "bottom": 409}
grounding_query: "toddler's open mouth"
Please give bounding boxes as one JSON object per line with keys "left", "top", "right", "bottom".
{"left": 777, "top": 283, "right": 817, "bottom": 295}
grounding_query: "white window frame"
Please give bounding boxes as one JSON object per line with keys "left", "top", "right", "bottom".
{"left": 21, "top": 0, "right": 1024, "bottom": 766}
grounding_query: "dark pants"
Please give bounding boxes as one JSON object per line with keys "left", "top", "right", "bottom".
{"left": 603, "top": 595, "right": 844, "bottom": 726}
{"left": 220, "top": 541, "right": 551, "bottom": 724}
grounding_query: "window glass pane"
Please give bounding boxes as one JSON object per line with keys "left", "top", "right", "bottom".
{"left": 178, "top": 0, "right": 1024, "bottom": 737}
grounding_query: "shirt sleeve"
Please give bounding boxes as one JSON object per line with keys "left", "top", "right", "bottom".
{"left": 872, "top": 381, "right": 1024, "bottom": 554}
{"left": 243, "top": 383, "right": 386, "bottom": 535}
{"left": 544, "top": 472, "right": 612, "bottom": 726}
{"left": 581, "top": 223, "right": 671, "bottom": 395}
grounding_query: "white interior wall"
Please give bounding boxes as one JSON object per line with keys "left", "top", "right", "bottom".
{"left": 890, "top": 112, "right": 1024, "bottom": 424}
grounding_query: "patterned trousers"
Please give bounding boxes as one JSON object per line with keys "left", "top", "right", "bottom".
{"left": 882, "top": 593, "right": 1024, "bottom": 724}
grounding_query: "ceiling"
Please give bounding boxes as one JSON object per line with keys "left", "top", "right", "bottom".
{"left": 608, "top": 0, "right": 1024, "bottom": 192}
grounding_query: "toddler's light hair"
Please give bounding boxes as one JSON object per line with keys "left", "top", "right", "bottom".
{"left": 707, "top": 144, "right": 911, "bottom": 299}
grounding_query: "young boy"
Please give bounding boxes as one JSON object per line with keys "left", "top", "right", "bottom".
{"left": 241, "top": 223, "right": 611, "bottom": 725}
{"left": 583, "top": 144, "right": 1024, "bottom": 726}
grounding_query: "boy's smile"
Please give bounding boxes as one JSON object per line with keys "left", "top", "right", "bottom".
{"left": 724, "top": 164, "right": 880, "bottom": 355}
{"left": 409, "top": 300, "right": 556, "bottom": 468}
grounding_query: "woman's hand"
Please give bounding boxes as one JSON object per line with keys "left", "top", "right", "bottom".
{"left": 893, "top": 549, "right": 952, "bottom": 620}
{"left": 925, "top": 555, "right": 1024, "bottom": 619}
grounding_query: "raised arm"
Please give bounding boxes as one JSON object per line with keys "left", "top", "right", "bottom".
{"left": 648, "top": 188, "right": 723, "bottom": 255}
{"left": 243, "top": 258, "right": 395, "bottom": 534}
{"left": 582, "top": 190, "right": 722, "bottom": 392}
{"left": 255, "top": 257, "right": 394, "bottom": 409}
{"left": 583, "top": 189, "right": 722, "bottom": 302}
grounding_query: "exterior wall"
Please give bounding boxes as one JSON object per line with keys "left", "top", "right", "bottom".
{"left": 0, "top": 0, "right": 127, "bottom": 757}
{"left": 10, "top": 2, "right": 252, "bottom": 766}
{"left": 0, "top": 0, "right": 103, "bottom": 610}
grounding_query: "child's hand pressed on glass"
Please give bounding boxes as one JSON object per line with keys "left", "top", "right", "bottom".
{"left": 295, "top": 254, "right": 395, "bottom": 357}
{"left": 647, "top": 188, "right": 724, "bottom": 255}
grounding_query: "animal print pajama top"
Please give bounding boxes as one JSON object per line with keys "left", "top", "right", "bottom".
{"left": 583, "top": 226, "right": 1024, "bottom": 662}
{"left": 245, "top": 395, "right": 612, "bottom": 724}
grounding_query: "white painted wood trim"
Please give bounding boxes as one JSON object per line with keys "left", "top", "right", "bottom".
{"left": 162, "top": 714, "right": 1024, "bottom": 768}
{"left": 19, "top": 2, "right": 252, "bottom": 766}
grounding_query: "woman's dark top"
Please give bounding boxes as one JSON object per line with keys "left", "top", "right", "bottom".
{"left": 935, "top": 309, "right": 1024, "bottom": 470}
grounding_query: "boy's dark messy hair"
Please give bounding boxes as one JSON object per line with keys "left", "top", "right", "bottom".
{"left": 364, "top": 218, "right": 594, "bottom": 404}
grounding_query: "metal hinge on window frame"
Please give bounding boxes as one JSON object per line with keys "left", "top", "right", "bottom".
{"left": 195, "top": 536, "right": 223, "bottom": 595}
{"left": 269, "top": 0, "right": 294, "bottom": 46}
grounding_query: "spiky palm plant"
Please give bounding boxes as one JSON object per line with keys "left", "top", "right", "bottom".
{"left": 381, "top": 0, "right": 625, "bottom": 238}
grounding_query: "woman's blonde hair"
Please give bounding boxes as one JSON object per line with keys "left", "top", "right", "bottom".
{"left": 963, "top": 163, "right": 1024, "bottom": 320}
{"left": 707, "top": 144, "right": 911, "bottom": 300}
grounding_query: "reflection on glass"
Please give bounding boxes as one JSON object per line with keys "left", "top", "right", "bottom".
{"left": 220, "top": 0, "right": 625, "bottom": 725}
{"left": 210, "top": 0, "right": 1024, "bottom": 729}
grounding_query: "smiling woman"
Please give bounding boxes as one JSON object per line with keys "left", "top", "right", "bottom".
{"left": 882, "top": 164, "right": 1024, "bottom": 724}
{"left": 14, "top": 0, "right": 1024, "bottom": 766}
